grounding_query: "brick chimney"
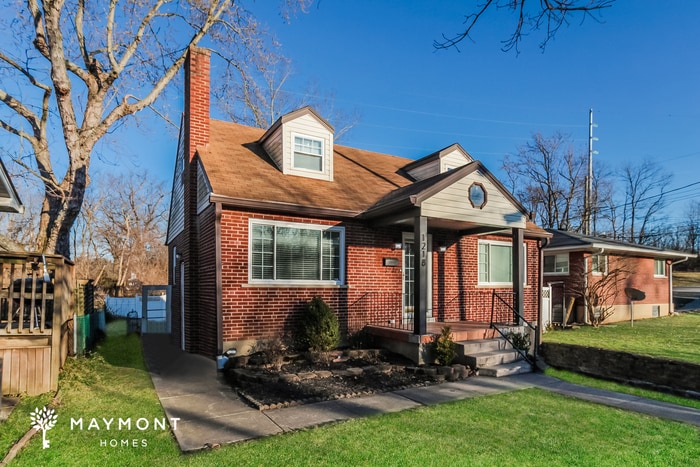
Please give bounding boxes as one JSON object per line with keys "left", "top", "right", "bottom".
{"left": 184, "top": 46, "right": 211, "bottom": 162}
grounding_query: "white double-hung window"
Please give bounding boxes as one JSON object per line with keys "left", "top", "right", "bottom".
{"left": 654, "top": 258, "right": 666, "bottom": 277}
{"left": 249, "top": 220, "right": 344, "bottom": 285}
{"left": 293, "top": 135, "right": 323, "bottom": 172}
{"left": 478, "top": 240, "right": 527, "bottom": 286}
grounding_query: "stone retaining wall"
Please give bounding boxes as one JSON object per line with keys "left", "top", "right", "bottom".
{"left": 541, "top": 343, "right": 700, "bottom": 397}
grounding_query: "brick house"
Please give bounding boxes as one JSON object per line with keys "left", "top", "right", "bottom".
{"left": 166, "top": 47, "right": 550, "bottom": 362}
{"left": 542, "top": 229, "right": 696, "bottom": 325}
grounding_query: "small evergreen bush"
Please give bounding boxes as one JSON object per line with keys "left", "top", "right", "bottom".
{"left": 297, "top": 296, "right": 340, "bottom": 352}
{"left": 434, "top": 325, "right": 457, "bottom": 366}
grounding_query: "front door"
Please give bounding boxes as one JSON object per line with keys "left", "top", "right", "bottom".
{"left": 402, "top": 232, "right": 433, "bottom": 323}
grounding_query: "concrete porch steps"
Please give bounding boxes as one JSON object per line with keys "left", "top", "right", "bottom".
{"left": 478, "top": 360, "right": 533, "bottom": 377}
{"left": 456, "top": 336, "right": 532, "bottom": 378}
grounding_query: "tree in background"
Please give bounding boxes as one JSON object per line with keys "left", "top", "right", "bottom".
{"left": 72, "top": 171, "right": 168, "bottom": 296}
{"left": 619, "top": 159, "right": 669, "bottom": 245}
{"left": 503, "top": 132, "right": 587, "bottom": 230}
{"left": 0, "top": 0, "right": 308, "bottom": 258}
{"left": 435, "top": 0, "right": 614, "bottom": 53}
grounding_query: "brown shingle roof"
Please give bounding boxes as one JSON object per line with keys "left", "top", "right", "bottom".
{"left": 198, "top": 119, "right": 550, "bottom": 239}
{"left": 199, "top": 119, "right": 414, "bottom": 215}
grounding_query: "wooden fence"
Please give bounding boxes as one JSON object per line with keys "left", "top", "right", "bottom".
{"left": 0, "top": 252, "right": 73, "bottom": 395}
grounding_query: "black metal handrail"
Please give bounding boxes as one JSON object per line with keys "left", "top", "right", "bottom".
{"left": 489, "top": 291, "right": 537, "bottom": 365}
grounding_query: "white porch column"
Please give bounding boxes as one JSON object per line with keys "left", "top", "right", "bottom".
{"left": 413, "top": 216, "right": 428, "bottom": 335}
{"left": 512, "top": 227, "right": 524, "bottom": 323}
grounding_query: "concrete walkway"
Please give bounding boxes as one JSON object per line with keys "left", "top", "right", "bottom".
{"left": 142, "top": 335, "right": 700, "bottom": 452}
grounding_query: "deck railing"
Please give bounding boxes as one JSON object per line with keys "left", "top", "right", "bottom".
{"left": 0, "top": 255, "right": 57, "bottom": 335}
{"left": 350, "top": 290, "right": 520, "bottom": 333}
{"left": 0, "top": 252, "right": 74, "bottom": 395}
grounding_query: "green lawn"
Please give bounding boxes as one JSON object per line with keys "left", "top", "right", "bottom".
{"left": 542, "top": 313, "right": 700, "bottom": 364}
{"left": 545, "top": 367, "right": 700, "bottom": 411}
{"left": 2, "top": 322, "right": 698, "bottom": 466}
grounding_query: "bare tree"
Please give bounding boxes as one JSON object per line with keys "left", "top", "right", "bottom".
{"left": 567, "top": 254, "right": 635, "bottom": 327}
{"left": 435, "top": 0, "right": 615, "bottom": 53}
{"left": 619, "top": 159, "right": 669, "bottom": 244}
{"left": 71, "top": 170, "right": 168, "bottom": 295}
{"left": 214, "top": 55, "right": 359, "bottom": 139}
{"left": 96, "top": 172, "right": 168, "bottom": 291}
{"left": 503, "top": 132, "right": 586, "bottom": 230}
{"left": 685, "top": 200, "right": 700, "bottom": 254}
{"left": 0, "top": 0, "right": 307, "bottom": 258}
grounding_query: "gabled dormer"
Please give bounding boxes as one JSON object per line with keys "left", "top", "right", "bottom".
{"left": 258, "top": 107, "right": 335, "bottom": 182}
{"left": 402, "top": 143, "right": 473, "bottom": 181}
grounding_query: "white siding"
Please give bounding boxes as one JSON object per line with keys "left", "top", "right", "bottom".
{"left": 407, "top": 147, "right": 471, "bottom": 181}
{"left": 440, "top": 149, "right": 471, "bottom": 172}
{"left": 421, "top": 169, "right": 526, "bottom": 228}
{"left": 282, "top": 114, "right": 334, "bottom": 181}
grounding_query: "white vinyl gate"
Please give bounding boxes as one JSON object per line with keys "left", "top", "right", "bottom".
{"left": 541, "top": 286, "right": 552, "bottom": 330}
{"left": 141, "top": 285, "right": 171, "bottom": 334}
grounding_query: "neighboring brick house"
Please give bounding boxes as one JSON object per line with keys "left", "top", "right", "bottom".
{"left": 166, "top": 47, "right": 550, "bottom": 360}
{"left": 542, "top": 230, "right": 696, "bottom": 325}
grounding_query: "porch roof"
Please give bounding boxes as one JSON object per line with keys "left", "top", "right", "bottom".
{"left": 362, "top": 162, "right": 549, "bottom": 238}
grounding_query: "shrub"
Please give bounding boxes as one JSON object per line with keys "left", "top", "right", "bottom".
{"left": 251, "top": 337, "right": 289, "bottom": 371}
{"left": 508, "top": 330, "right": 531, "bottom": 352}
{"left": 434, "top": 325, "right": 457, "bottom": 366}
{"left": 297, "top": 296, "right": 340, "bottom": 352}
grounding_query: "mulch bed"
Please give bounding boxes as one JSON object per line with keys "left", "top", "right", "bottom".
{"left": 224, "top": 349, "right": 474, "bottom": 410}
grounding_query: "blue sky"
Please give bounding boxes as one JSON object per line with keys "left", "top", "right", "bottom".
{"left": 120, "top": 1, "right": 700, "bottom": 224}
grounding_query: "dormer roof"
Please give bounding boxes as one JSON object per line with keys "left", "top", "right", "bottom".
{"left": 402, "top": 143, "right": 473, "bottom": 181}
{"left": 259, "top": 106, "right": 334, "bottom": 143}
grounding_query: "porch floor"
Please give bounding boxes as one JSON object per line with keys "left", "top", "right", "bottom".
{"left": 366, "top": 321, "right": 508, "bottom": 344}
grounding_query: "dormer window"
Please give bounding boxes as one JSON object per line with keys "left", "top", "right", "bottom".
{"left": 293, "top": 135, "right": 323, "bottom": 172}
{"left": 259, "top": 107, "right": 334, "bottom": 181}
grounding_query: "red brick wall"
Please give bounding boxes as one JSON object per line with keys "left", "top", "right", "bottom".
{"left": 546, "top": 252, "right": 670, "bottom": 306}
{"left": 184, "top": 47, "right": 210, "bottom": 162}
{"left": 217, "top": 209, "right": 542, "bottom": 344}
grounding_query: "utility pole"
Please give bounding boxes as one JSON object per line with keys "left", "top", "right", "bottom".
{"left": 585, "top": 109, "right": 598, "bottom": 235}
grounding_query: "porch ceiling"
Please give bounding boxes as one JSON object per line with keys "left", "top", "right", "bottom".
{"left": 374, "top": 212, "right": 517, "bottom": 236}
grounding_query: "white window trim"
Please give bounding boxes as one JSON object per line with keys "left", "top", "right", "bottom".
{"left": 591, "top": 254, "right": 608, "bottom": 276}
{"left": 654, "top": 258, "right": 666, "bottom": 278}
{"left": 544, "top": 253, "right": 570, "bottom": 276}
{"left": 248, "top": 219, "right": 345, "bottom": 286}
{"left": 291, "top": 133, "right": 325, "bottom": 173}
{"left": 478, "top": 240, "right": 527, "bottom": 287}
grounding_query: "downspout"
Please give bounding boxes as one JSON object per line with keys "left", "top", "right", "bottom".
{"left": 669, "top": 256, "right": 689, "bottom": 315}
